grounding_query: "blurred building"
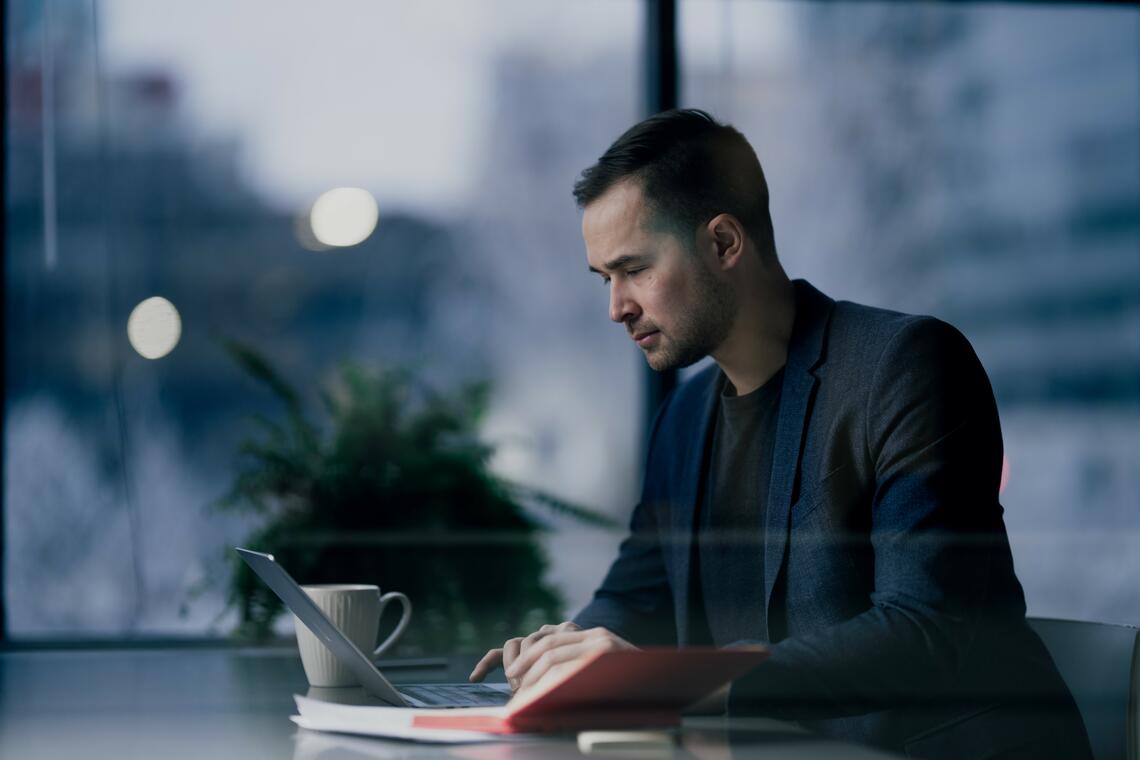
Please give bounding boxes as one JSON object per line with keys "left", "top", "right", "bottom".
{"left": 5, "top": 0, "right": 478, "bottom": 634}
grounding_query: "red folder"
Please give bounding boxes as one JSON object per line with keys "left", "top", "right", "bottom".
{"left": 411, "top": 646, "right": 768, "bottom": 734}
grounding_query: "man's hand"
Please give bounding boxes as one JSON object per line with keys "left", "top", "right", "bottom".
{"left": 509, "top": 626, "right": 637, "bottom": 695}
{"left": 469, "top": 623, "right": 637, "bottom": 695}
{"left": 469, "top": 622, "right": 583, "bottom": 690}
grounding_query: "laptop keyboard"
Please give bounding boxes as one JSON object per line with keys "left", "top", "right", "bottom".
{"left": 398, "top": 683, "right": 512, "bottom": 707}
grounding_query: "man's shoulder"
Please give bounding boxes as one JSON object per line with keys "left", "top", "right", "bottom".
{"left": 790, "top": 279, "right": 963, "bottom": 366}
{"left": 820, "top": 294, "right": 989, "bottom": 426}
{"left": 792, "top": 281, "right": 986, "bottom": 408}
{"left": 831, "top": 296, "right": 931, "bottom": 342}
{"left": 827, "top": 294, "right": 973, "bottom": 370}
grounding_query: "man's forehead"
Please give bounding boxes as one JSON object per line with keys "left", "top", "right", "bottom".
{"left": 583, "top": 180, "right": 645, "bottom": 228}
{"left": 582, "top": 181, "right": 655, "bottom": 266}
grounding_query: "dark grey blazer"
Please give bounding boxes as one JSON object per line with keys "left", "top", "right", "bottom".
{"left": 575, "top": 280, "right": 1090, "bottom": 759}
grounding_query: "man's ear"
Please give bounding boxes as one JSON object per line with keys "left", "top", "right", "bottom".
{"left": 707, "top": 214, "right": 746, "bottom": 271}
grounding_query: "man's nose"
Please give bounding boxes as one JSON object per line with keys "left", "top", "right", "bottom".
{"left": 609, "top": 280, "right": 639, "bottom": 325}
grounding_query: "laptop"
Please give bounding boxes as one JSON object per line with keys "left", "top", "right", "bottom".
{"left": 236, "top": 548, "right": 512, "bottom": 708}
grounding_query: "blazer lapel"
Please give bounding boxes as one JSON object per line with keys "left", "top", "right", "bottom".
{"left": 763, "top": 281, "right": 834, "bottom": 638}
{"left": 671, "top": 370, "right": 720, "bottom": 646}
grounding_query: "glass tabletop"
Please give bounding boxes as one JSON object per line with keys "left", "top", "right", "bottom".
{"left": 0, "top": 647, "right": 898, "bottom": 759}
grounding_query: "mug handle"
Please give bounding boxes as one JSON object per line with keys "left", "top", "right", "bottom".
{"left": 372, "top": 592, "right": 412, "bottom": 658}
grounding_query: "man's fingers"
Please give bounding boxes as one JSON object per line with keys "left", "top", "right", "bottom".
{"left": 505, "top": 630, "right": 589, "bottom": 682}
{"left": 517, "top": 640, "right": 594, "bottom": 692}
{"left": 518, "top": 622, "right": 579, "bottom": 656}
{"left": 518, "top": 626, "right": 554, "bottom": 653}
{"left": 502, "top": 637, "right": 523, "bottom": 668}
{"left": 470, "top": 623, "right": 582, "bottom": 689}
{"left": 502, "top": 638, "right": 524, "bottom": 689}
{"left": 468, "top": 648, "right": 503, "bottom": 682}
{"left": 517, "top": 657, "right": 580, "bottom": 698}
{"left": 510, "top": 627, "right": 637, "bottom": 688}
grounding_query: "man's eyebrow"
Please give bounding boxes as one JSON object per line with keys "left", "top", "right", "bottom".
{"left": 588, "top": 252, "right": 652, "bottom": 275}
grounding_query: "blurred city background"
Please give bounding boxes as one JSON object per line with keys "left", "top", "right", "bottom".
{"left": 4, "top": 0, "right": 1138, "bottom": 647}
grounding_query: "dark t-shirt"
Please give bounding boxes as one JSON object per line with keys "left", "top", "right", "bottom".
{"left": 689, "top": 367, "right": 784, "bottom": 647}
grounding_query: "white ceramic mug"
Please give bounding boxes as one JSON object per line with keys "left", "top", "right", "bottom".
{"left": 294, "top": 584, "right": 412, "bottom": 687}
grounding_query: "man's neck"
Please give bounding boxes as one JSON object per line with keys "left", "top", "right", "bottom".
{"left": 712, "top": 275, "right": 796, "bottom": 396}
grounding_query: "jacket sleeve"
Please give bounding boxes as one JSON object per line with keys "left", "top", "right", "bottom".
{"left": 572, "top": 400, "right": 677, "bottom": 646}
{"left": 728, "top": 317, "right": 1014, "bottom": 718}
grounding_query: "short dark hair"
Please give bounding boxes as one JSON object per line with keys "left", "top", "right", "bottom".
{"left": 573, "top": 109, "right": 774, "bottom": 256}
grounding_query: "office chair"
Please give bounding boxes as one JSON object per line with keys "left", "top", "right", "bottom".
{"left": 1028, "top": 617, "right": 1140, "bottom": 760}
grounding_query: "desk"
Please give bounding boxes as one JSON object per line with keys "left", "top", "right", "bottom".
{"left": 0, "top": 647, "right": 898, "bottom": 759}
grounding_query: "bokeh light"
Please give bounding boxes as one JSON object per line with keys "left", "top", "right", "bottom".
{"left": 293, "top": 209, "right": 332, "bottom": 252}
{"left": 309, "top": 187, "right": 379, "bottom": 248}
{"left": 127, "top": 296, "right": 182, "bottom": 359}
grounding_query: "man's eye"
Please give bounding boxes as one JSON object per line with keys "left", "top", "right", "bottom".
{"left": 627, "top": 267, "right": 646, "bottom": 277}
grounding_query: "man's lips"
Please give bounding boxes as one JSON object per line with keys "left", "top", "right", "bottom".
{"left": 633, "top": 330, "right": 660, "bottom": 348}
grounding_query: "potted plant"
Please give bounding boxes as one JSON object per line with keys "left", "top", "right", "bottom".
{"left": 215, "top": 342, "right": 616, "bottom": 655}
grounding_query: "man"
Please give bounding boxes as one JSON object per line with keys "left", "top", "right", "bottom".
{"left": 470, "top": 109, "right": 1090, "bottom": 759}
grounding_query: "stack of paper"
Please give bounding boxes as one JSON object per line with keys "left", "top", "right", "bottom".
{"left": 292, "top": 696, "right": 512, "bottom": 743}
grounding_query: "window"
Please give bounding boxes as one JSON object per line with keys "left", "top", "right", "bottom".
{"left": 681, "top": 0, "right": 1140, "bottom": 624}
{"left": 5, "top": 0, "right": 641, "bottom": 640}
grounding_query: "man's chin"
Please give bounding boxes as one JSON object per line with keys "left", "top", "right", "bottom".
{"left": 644, "top": 346, "right": 705, "bottom": 373}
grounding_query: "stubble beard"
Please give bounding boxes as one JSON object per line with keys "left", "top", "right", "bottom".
{"left": 643, "top": 265, "right": 736, "bottom": 372}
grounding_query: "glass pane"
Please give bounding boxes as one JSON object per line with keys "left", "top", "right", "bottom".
{"left": 5, "top": 0, "right": 641, "bottom": 646}
{"left": 680, "top": 0, "right": 1140, "bottom": 623}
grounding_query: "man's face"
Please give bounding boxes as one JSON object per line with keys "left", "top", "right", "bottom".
{"left": 583, "top": 181, "right": 736, "bottom": 371}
